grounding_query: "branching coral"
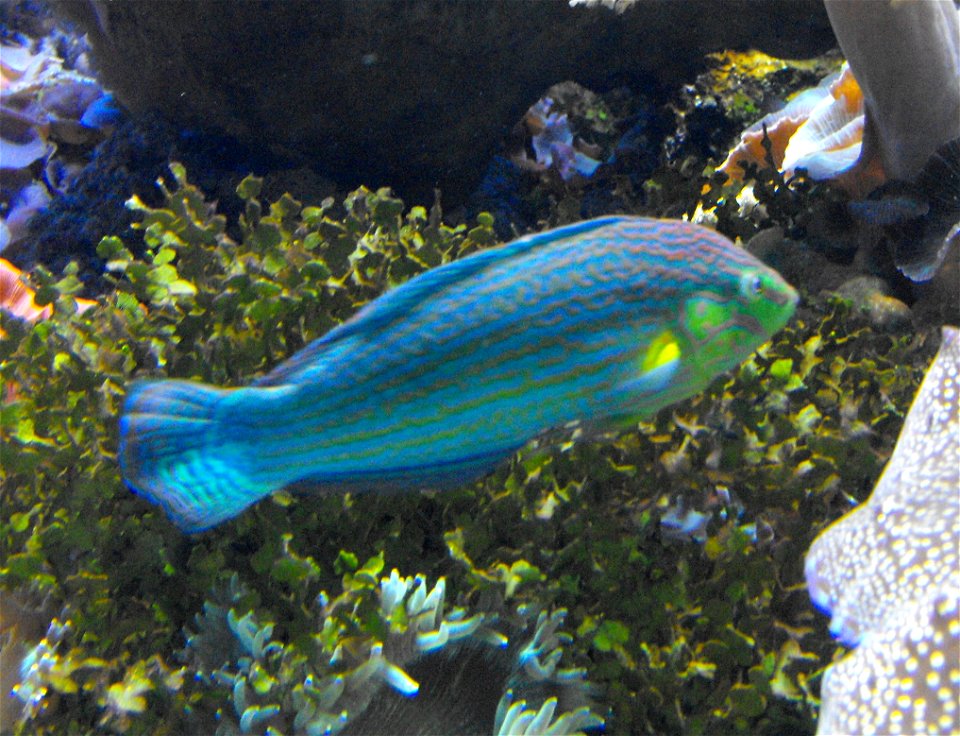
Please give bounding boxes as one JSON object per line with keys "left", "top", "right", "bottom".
{"left": 180, "top": 564, "right": 602, "bottom": 735}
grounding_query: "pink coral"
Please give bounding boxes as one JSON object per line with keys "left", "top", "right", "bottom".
{"left": 0, "top": 39, "right": 117, "bottom": 252}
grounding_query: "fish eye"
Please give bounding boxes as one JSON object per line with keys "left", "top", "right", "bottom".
{"left": 740, "top": 272, "right": 764, "bottom": 299}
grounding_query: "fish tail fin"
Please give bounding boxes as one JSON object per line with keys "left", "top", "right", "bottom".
{"left": 119, "top": 379, "right": 271, "bottom": 533}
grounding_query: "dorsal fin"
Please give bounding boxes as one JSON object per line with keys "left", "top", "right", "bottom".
{"left": 255, "top": 216, "right": 628, "bottom": 386}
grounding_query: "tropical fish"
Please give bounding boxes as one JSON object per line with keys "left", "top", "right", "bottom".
{"left": 119, "top": 216, "right": 798, "bottom": 532}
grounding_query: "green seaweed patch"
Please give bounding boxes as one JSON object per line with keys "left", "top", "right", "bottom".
{"left": 436, "top": 298, "right": 934, "bottom": 734}
{"left": 0, "top": 165, "right": 495, "bottom": 733}
{"left": 0, "top": 164, "right": 936, "bottom": 734}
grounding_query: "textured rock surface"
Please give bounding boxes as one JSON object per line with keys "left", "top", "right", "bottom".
{"left": 824, "top": 0, "right": 960, "bottom": 182}
{"left": 53, "top": 0, "right": 833, "bottom": 205}
{"left": 806, "top": 326, "right": 960, "bottom": 735}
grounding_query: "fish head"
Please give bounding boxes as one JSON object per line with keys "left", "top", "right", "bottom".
{"left": 676, "top": 257, "right": 799, "bottom": 381}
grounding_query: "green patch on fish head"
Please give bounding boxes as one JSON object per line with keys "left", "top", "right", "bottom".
{"left": 679, "top": 267, "right": 798, "bottom": 380}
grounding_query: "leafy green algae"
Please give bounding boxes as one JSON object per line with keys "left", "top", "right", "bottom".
{"left": 0, "top": 164, "right": 937, "bottom": 734}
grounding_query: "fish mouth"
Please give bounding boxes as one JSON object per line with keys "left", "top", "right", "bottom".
{"left": 773, "top": 281, "right": 800, "bottom": 310}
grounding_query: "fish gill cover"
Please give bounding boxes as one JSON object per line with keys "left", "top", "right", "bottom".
{"left": 0, "top": 164, "right": 941, "bottom": 734}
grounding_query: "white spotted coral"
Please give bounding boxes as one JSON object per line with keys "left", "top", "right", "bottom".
{"left": 818, "top": 590, "right": 960, "bottom": 736}
{"left": 805, "top": 326, "right": 960, "bottom": 735}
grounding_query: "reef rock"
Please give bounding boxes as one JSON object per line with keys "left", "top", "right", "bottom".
{"left": 805, "top": 326, "right": 960, "bottom": 735}
{"left": 824, "top": 0, "right": 960, "bottom": 183}
{"left": 52, "top": 0, "right": 833, "bottom": 206}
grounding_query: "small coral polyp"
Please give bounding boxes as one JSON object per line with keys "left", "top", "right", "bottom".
{"left": 12, "top": 619, "right": 71, "bottom": 721}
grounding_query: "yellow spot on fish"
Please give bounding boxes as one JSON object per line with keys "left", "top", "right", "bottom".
{"left": 642, "top": 331, "right": 681, "bottom": 374}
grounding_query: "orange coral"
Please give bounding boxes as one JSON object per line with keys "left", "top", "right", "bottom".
{"left": 719, "top": 64, "right": 885, "bottom": 197}
{"left": 0, "top": 258, "right": 53, "bottom": 325}
{"left": 0, "top": 259, "right": 97, "bottom": 402}
{"left": 0, "top": 258, "right": 96, "bottom": 330}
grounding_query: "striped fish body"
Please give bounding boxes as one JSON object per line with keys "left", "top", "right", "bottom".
{"left": 120, "top": 216, "right": 798, "bottom": 532}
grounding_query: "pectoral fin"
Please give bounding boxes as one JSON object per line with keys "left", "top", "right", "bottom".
{"left": 592, "top": 330, "right": 682, "bottom": 432}
{"left": 625, "top": 330, "right": 681, "bottom": 395}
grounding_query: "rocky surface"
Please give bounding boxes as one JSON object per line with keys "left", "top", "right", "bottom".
{"left": 53, "top": 0, "right": 833, "bottom": 206}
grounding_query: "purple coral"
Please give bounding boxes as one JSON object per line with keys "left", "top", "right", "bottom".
{"left": 529, "top": 98, "right": 601, "bottom": 182}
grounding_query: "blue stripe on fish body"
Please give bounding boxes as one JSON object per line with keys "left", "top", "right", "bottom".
{"left": 120, "top": 216, "right": 798, "bottom": 531}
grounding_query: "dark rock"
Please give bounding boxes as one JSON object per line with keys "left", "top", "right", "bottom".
{"left": 745, "top": 226, "right": 852, "bottom": 294}
{"left": 912, "top": 239, "right": 960, "bottom": 327}
{"left": 52, "top": 0, "right": 833, "bottom": 208}
{"left": 6, "top": 113, "right": 316, "bottom": 294}
{"left": 7, "top": 116, "right": 174, "bottom": 290}
{"left": 833, "top": 276, "right": 912, "bottom": 331}
{"left": 468, "top": 156, "right": 535, "bottom": 240}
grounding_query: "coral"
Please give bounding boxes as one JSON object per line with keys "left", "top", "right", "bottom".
{"left": 718, "top": 63, "right": 884, "bottom": 198}
{"left": 180, "top": 564, "right": 602, "bottom": 735}
{"left": 5, "top": 611, "right": 185, "bottom": 734}
{"left": 567, "top": 0, "right": 636, "bottom": 11}
{"left": 0, "top": 585, "right": 53, "bottom": 728}
{"left": 0, "top": 257, "right": 95, "bottom": 327}
{"left": 6, "top": 113, "right": 282, "bottom": 294}
{"left": 718, "top": 0, "right": 960, "bottom": 197}
{"left": 666, "top": 50, "right": 838, "bottom": 168}
{"left": 1, "top": 34, "right": 120, "bottom": 253}
{"left": 474, "top": 81, "right": 670, "bottom": 232}
{"left": 0, "top": 256, "right": 95, "bottom": 400}
{"left": 714, "top": 41, "right": 959, "bottom": 286}
{"left": 11, "top": 618, "right": 100, "bottom": 723}
{"left": 805, "top": 326, "right": 959, "bottom": 735}
{"left": 685, "top": 74, "right": 956, "bottom": 304}
{"left": 817, "top": 590, "right": 959, "bottom": 736}
{"left": 1, "top": 257, "right": 53, "bottom": 325}
{"left": 515, "top": 95, "right": 603, "bottom": 183}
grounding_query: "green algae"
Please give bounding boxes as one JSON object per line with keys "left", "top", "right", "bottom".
{"left": 0, "top": 164, "right": 938, "bottom": 734}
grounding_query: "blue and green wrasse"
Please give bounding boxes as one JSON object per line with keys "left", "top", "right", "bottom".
{"left": 120, "top": 216, "right": 798, "bottom": 532}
